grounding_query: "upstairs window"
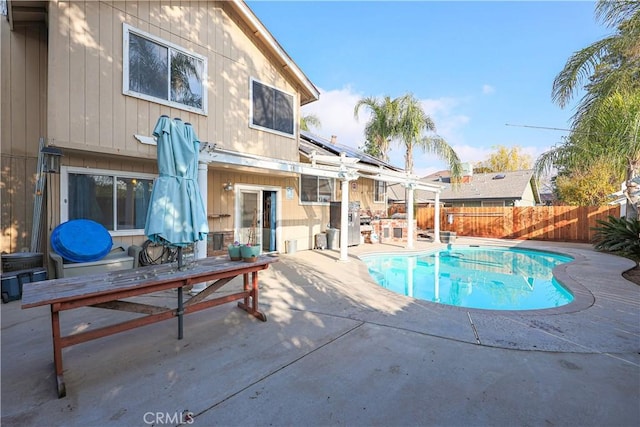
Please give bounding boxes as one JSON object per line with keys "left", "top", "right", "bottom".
{"left": 374, "top": 180, "right": 386, "bottom": 203}
{"left": 300, "top": 174, "right": 333, "bottom": 204}
{"left": 250, "top": 78, "right": 295, "bottom": 137}
{"left": 123, "top": 24, "right": 207, "bottom": 114}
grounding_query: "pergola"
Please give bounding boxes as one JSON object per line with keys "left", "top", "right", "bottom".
{"left": 199, "top": 146, "right": 444, "bottom": 262}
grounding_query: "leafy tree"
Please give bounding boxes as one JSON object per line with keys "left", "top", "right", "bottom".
{"left": 479, "top": 145, "right": 532, "bottom": 172}
{"left": 554, "top": 158, "right": 619, "bottom": 205}
{"left": 300, "top": 114, "right": 321, "bottom": 132}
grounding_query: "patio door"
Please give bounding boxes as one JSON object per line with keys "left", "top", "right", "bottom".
{"left": 238, "top": 189, "right": 262, "bottom": 249}
{"left": 235, "top": 185, "right": 280, "bottom": 253}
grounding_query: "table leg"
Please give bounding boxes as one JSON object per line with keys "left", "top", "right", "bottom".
{"left": 238, "top": 271, "right": 267, "bottom": 322}
{"left": 51, "top": 304, "right": 66, "bottom": 398}
{"left": 177, "top": 286, "right": 184, "bottom": 340}
{"left": 243, "top": 273, "right": 250, "bottom": 308}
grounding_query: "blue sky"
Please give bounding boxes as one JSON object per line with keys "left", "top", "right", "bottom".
{"left": 247, "top": 1, "right": 611, "bottom": 177}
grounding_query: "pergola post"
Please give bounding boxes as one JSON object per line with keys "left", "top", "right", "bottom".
{"left": 406, "top": 182, "right": 415, "bottom": 249}
{"left": 433, "top": 191, "right": 441, "bottom": 243}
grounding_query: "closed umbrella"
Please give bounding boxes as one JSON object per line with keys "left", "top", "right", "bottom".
{"left": 145, "top": 115, "right": 209, "bottom": 338}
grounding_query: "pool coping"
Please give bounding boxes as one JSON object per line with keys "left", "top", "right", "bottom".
{"left": 332, "top": 237, "right": 639, "bottom": 354}
{"left": 359, "top": 243, "right": 595, "bottom": 316}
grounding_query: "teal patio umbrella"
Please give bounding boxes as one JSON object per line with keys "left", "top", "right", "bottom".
{"left": 145, "top": 115, "right": 209, "bottom": 337}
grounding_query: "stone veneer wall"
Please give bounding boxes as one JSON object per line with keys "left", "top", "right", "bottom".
{"left": 371, "top": 219, "right": 418, "bottom": 244}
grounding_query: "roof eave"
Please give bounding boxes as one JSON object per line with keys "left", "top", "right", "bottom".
{"left": 232, "top": 0, "right": 320, "bottom": 105}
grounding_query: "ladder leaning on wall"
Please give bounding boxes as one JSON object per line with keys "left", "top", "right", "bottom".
{"left": 30, "top": 137, "right": 46, "bottom": 253}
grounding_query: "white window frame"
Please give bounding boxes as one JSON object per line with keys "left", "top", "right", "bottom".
{"left": 61, "top": 166, "right": 158, "bottom": 237}
{"left": 299, "top": 174, "right": 334, "bottom": 205}
{"left": 249, "top": 77, "right": 296, "bottom": 138}
{"left": 374, "top": 180, "right": 386, "bottom": 203}
{"left": 122, "top": 23, "right": 208, "bottom": 115}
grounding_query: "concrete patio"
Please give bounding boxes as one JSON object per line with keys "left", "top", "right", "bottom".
{"left": 1, "top": 237, "right": 639, "bottom": 426}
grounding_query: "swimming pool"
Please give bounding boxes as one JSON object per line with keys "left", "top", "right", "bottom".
{"left": 361, "top": 246, "right": 574, "bottom": 311}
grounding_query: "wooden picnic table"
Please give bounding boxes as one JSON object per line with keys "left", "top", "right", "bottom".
{"left": 22, "top": 255, "right": 278, "bottom": 398}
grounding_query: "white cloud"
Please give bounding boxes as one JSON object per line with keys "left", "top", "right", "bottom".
{"left": 301, "top": 86, "right": 368, "bottom": 150}
{"left": 482, "top": 84, "right": 495, "bottom": 95}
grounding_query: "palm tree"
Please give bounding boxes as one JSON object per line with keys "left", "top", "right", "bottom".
{"left": 539, "top": 1, "right": 640, "bottom": 215}
{"left": 355, "top": 93, "right": 462, "bottom": 177}
{"left": 552, "top": 0, "right": 640, "bottom": 119}
{"left": 300, "top": 114, "right": 321, "bottom": 132}
{"left": 395, "top": 94, "right": 462, "bottom": 177}
{"left": 353, "top": 96, "right": 400, "bottom": 162}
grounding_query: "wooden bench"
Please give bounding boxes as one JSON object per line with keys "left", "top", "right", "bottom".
{"left": 22, "top": 255, "right": 277, "bottom": 398}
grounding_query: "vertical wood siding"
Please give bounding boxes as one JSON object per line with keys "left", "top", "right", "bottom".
{"left": 47, "top": 0, "right": 300, "bottom": 162}
{"left": 1, "top": 20, "right": 48, "bottom": 253}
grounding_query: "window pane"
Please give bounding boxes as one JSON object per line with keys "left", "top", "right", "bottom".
{"left": 129, "top": 33, "right": 168, "bottom": 100}
{"left": 252, "top": 80, "right": 274, "bottom": 130}
{"left": 318, "top": 177, "right": 333, "bottom": 202}
{"left": 116, "top": 178, "right": 153, "bottom": 230}
{"left": 300, "top": 175, "right": 317, "bottom": 202}
{"left": 170, "top": 50, "right": 203, "bottom": 109}
{"left": 68, "top": 174, "right": 114, "bottom": 229}
{"left": 274, "top": 90, "right": 294, "bottom": 134}
{"left": 374, "top": 181, "right": 386, "bottom": 202}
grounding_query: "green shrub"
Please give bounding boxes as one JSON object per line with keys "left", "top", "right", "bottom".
{"left": 592, "top": 215, "right": 640, "bottom": 259}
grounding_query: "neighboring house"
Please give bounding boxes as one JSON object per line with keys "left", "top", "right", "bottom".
{"left": 388, "top": 169, "right": 541, "bottom": 208}
{"left": 1, "top": 0, "right": 431, "bottom": 265}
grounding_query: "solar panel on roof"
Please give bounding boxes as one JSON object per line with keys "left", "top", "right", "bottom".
{"left": 300, "top": 130, "right": 402, "bottom": 171}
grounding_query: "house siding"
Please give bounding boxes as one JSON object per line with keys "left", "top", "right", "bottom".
{"left": 0, "top": 20, "right": 48, "bottom": 253}
{"left": 47, "top": 0, "right": 299, "bottom": 162}
{"left": 1, "top": 1, "right": 383, "bottom": 258}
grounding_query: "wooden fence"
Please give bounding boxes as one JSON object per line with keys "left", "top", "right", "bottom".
{"left": 415, "top": 206, "right": 621, "bottom": 243}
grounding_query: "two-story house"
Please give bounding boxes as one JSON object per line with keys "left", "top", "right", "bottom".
{"left": 1, "top": 0, "right": 443, "bottom": 269}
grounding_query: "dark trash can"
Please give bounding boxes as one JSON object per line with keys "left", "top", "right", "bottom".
{"left": 1, "top": 252, "right": 43, "bottom": 273}
{"left": 1, "top": 267, "right": 47, "bottom": 303}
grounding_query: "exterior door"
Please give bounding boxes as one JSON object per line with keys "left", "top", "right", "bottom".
{"left": 238, "top": 189, "right": 262, "bottom": 249}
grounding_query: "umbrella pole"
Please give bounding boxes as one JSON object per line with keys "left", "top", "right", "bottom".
{"left": 177, "top": 246, "right": 184, "bottom": 340}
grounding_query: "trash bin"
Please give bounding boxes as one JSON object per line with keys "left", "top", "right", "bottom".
{"left": 327, "top": 228, "right": 340, "bottom": 250}
{"left": 286, "top": 239, "right": 297, "bottom": 254}
{"left": 1, "top": 267, "right": 47, "bottom": 303}
{"left": 440, "top": 231, "right": 456, "bottom": 244}
{"left": 315, "top": 233, "right": 327, "bottom": 250}
{"left": 1, "top": 252, "right": 43, "bottom": 273}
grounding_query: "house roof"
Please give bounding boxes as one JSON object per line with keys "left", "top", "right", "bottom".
{"left": 299, "top": 130, "right": 403, "bottom": 172}
{"left": 388, "top": 169, "right": 540, "bottom": 203}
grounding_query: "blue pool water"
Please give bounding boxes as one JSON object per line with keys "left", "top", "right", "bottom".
{"left": 361, "top": 247, "right": 574, "bottom": 310}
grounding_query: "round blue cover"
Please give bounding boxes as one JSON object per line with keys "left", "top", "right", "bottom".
{"left": 51, "top": 220, "right": 113, "bottom": 263}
